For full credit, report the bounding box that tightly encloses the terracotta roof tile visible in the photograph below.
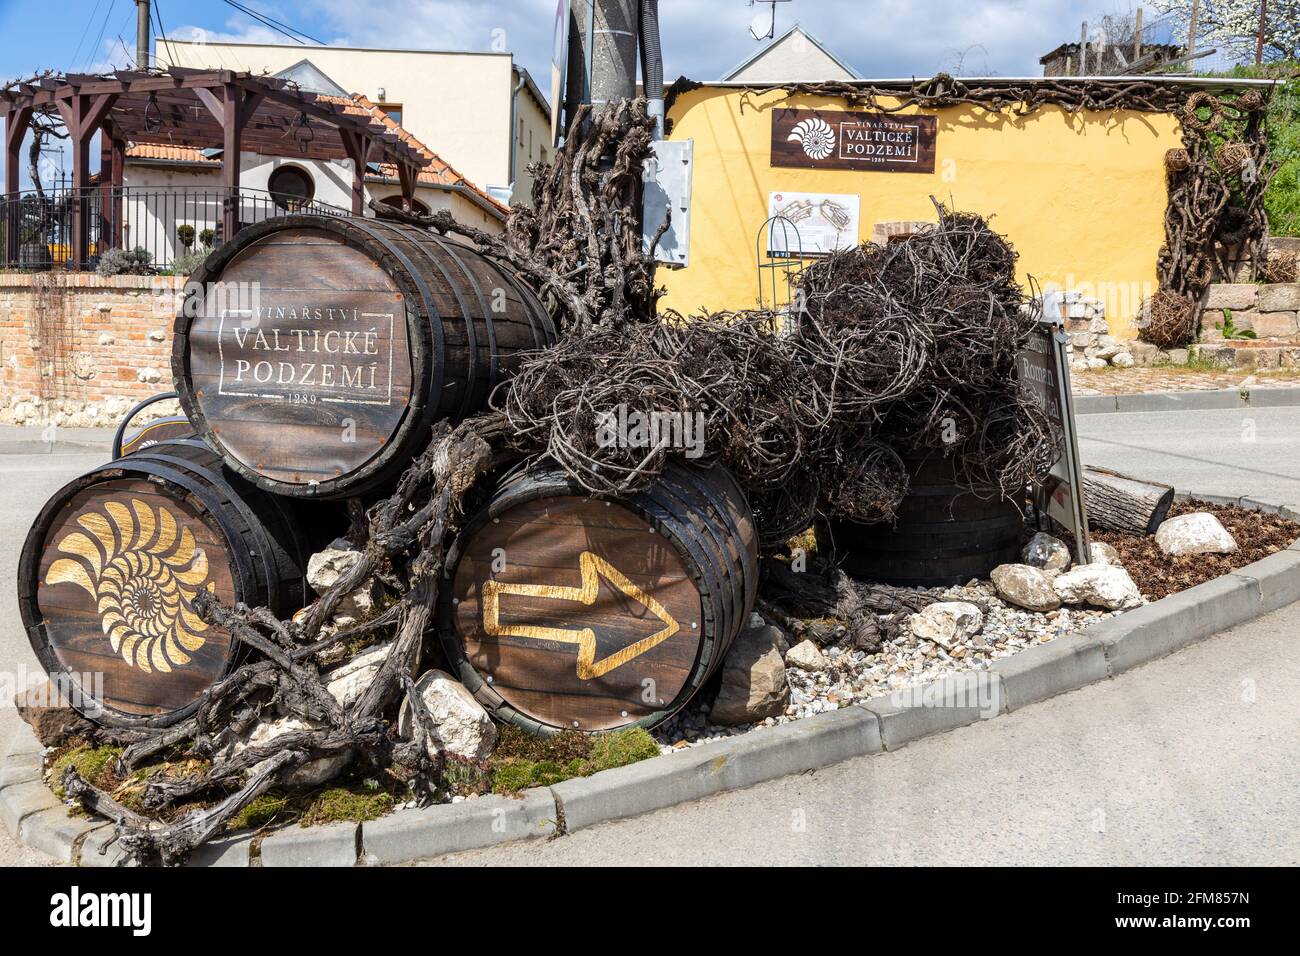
[125,143,220,165]
[124,95,507,216]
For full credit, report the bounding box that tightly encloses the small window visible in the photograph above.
[378,103,403,125]
[268,165,315,211]
[380,195,430,216]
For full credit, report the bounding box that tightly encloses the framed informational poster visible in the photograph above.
[767,191,860,256]
[1018,313,1091,565]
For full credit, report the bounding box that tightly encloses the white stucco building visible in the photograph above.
[158,38,551,208]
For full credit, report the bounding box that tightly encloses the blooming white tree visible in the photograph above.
[1153,0,1300,62]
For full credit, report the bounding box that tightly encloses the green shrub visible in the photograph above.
[95,246,152,277]
[176,224,196,249]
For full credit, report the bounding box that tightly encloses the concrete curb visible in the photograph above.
[3,503,1298,866]
[1074,387,1300,415]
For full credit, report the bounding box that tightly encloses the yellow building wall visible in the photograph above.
[661,87,1183,339]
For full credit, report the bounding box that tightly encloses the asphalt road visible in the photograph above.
[430,602,1300,866]
[0,428,110,866]
[1077,406,1300,504]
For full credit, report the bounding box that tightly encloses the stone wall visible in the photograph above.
[1202,283,1300,341]
[0,273,185,428]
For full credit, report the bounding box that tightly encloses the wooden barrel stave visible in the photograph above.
[18,441,334,726]
[439,461,757,734]
[818,452,1025,588]
[174,216,556,498]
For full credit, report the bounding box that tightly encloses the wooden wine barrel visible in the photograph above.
[818,452,1025,587]
[172,215,557,499]
[18,440,329,727]
[113,392,194,458]
[438,461,759,734]
[117,417,194,458]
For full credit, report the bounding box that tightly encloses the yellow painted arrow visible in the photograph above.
[480,551,680,680]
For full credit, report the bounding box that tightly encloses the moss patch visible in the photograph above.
[49,743,122,797]
[490,727,661,794]
[300,787,395,827]
[229,792,293,831]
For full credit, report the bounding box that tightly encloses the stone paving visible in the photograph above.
[1070,365,1300,396]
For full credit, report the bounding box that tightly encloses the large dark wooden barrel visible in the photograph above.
[818,452,1025,587]
[172,215,557,499]
[438,461,759,734]
[18,440,328,726]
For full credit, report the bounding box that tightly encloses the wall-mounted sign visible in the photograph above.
[772,109,938,174]
[767,191,860,255]
[1018,314,1091,565]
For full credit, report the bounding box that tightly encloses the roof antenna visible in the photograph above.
[748,0,793,41]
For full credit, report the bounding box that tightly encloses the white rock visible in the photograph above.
[710,625,789,725]
[1086,357,1108,370]
[136,367,162,384]
[241,716,352,788]
[398,669,497,761]
[909,601,984,648]
[1089,542,1124,566]
[1053,564,1143,610]
[307,547,377,617]
[1155,513,1239,557]
[991,564,1061,612]
[1093,336,1126,361]
[1111,352,1135,368]
[323,642,394,709]
[1022,532,1072,572]
[785,639,829,671]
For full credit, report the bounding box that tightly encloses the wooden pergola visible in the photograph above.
[2,68,428,269]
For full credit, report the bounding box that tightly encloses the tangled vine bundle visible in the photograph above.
[498,202,1058,535]
[1138,290,1197,349]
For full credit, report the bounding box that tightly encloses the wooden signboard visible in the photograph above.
[29,478,239,718]
[1018,314,1091,564]
[449,496,706,732]
[185,229,412,486]
[772,108,938,174]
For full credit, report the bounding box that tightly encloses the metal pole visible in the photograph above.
[588,0,639,107]
[1079,21,1089,75]
[1134,7,1143,60]
[135,0,151,70]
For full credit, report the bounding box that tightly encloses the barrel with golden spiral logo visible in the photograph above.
[18,440,335,727]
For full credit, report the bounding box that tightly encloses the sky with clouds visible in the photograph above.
[0,0,1146,86]
[1,0,1175,185]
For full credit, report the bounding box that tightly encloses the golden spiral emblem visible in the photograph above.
[44,498,212,674]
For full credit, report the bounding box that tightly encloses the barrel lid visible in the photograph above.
[444,493,706,733]
[178,222,414,492]
[20,467,242,725]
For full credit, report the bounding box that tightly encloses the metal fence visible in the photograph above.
[0,186,347,272]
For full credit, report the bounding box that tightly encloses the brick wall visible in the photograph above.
[0,273,185,428]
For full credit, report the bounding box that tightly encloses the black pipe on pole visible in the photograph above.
[640,0,665,137]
